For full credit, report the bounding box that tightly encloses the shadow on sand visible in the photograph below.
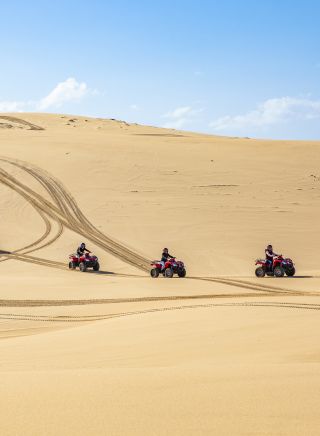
[85,270,145,278]
[284,275,314,279]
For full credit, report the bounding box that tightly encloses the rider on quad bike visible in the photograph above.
[265,244,279,272]
[160,248,174,271]
[77,242,91,258]
[150,250,186,278]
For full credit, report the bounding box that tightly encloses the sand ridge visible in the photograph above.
[0,115,44,130]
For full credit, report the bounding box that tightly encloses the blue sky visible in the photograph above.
[1,0,320,139]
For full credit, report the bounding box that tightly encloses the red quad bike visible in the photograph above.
[150,258,186,278]
[255,255,295,278]
[69,252,100,272]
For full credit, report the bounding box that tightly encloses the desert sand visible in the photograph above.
[1,113,320,435]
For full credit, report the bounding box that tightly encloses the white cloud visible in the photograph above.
[163,106,204,129]
[210,97,320,131]
[37,77,88,110]
[0,77,91,113]
[130,104,139,111]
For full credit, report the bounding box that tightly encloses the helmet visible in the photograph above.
[163,247,168,253]
[80,242,85,248]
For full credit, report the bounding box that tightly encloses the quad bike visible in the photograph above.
[255,255,295,278]
[68,252,100,272]
[150,258,186,278]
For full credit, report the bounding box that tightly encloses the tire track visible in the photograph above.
[0,165,70,266]
[188,276,320,297]
[0,163,54,257]
[0,209,52,262]
[4,253,66,270]
[0,213,63,263]
[29,163,150,269]
[0,157,150,271]
[1,158,150,260]
[1,301,320,324]
[0,116,44,130]
[0,291,297,308]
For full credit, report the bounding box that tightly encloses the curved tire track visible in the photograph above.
[0,116,44,130]
[188,276,320,297]
[0,157,150,271]
[0,291,301,308]
[1,301,320,324]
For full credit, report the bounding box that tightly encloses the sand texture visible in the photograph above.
[1,113,320,435]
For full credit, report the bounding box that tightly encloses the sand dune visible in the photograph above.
[0,115,44,130]
[1,113,320,435]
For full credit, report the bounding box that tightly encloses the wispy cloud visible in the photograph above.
[210,97,320,132]
[130,104,139,111]
[0,77,92,112]
[163,106,204,129]
[38,78,89,110]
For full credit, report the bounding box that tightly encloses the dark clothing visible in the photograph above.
[266,259,273,271]
[161,251,174,263]
[265,249,277,262]
[265,248,279,271]
[77,246,90,257]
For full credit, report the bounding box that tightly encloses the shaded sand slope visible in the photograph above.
[1,113,320,435]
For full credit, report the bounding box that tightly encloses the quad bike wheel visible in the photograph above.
[93,262,100,272]
[165,268,174,278]
[177,268,186,278]
[69,261,76,269]
[79,262,87,272]
[150,268,160,278]
[255,267,265,278]
[285,267,295,277]
[274,266,285,277]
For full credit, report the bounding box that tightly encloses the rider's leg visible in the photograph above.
[266,259,272,271]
